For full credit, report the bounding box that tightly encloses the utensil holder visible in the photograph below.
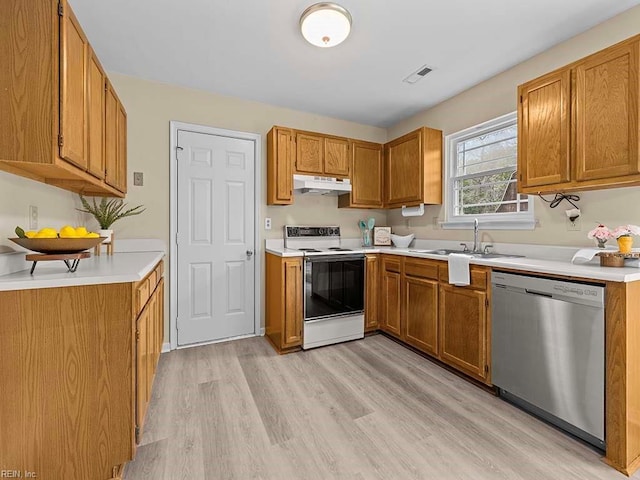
[362,229,371,247]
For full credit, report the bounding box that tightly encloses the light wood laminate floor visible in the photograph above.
[125,334,632,479]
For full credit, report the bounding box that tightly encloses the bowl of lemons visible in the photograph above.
[9,226,106,254]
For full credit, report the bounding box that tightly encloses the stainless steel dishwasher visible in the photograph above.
[491,271,605,450]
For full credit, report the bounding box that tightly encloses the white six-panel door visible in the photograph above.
[176,130,255,346]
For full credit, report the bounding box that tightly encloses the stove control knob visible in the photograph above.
[318,228,325,235]
[289,227,299,237]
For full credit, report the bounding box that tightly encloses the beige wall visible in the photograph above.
[108,72,387,247]
[0,172,82,253]
[387,4,640,247]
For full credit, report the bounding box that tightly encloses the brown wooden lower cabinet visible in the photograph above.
[0,259,164,480]
[265,253,303,353]
[365,254,379,332]
[438,284,488,382]
[375,255,491,385]
[404,275,439,356]
[135,276,164,443]
[380,256,403,338]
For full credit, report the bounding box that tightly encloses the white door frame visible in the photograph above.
[169,121,262,350]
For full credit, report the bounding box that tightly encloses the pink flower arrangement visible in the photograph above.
[611,224,640,239]
[587,224,612,241]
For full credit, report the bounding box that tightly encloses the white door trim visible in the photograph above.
[169,121,262,351]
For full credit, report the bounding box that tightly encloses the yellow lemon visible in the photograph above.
[59,226,78,238]
[25,231,37,238]
[75,226,88,237]
[85,232,100,238]
[36,228,58,238]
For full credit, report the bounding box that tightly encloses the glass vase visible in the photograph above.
[362,229,371,247]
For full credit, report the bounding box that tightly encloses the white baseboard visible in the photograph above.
[163,331,263,353]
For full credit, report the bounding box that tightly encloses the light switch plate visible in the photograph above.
[29,205,38,230]
[133,172,144,186]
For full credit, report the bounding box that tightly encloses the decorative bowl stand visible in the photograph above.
[26,252,91,274]
[94,233,115,256]
[597,251,640,267]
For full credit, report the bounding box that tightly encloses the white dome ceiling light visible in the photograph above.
[300,3,352,48]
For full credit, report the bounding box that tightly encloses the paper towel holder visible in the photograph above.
[401,204,425,217]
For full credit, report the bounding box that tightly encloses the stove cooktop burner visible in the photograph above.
[298,248,322,253]
[328,247,352,251]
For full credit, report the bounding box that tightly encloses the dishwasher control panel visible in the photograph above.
[491,271,604,307]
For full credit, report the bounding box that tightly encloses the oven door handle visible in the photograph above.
[305,311,365,324]
[304,254,365,263]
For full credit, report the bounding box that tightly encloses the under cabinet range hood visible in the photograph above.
[293,174,352,195]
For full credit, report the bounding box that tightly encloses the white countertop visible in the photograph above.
[0,251,164,291]
[265,239,640,283]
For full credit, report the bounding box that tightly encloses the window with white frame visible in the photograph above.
[444,112,534,228]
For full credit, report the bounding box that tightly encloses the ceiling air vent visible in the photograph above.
[403,64,433,84]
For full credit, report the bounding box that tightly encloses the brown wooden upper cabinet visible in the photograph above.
[0,0,126,197]
[518,35,640,194]
[267,125,443,208]
[518,69,571,188]
[324,137,350,177]
[105,81,129,193]
[384,127,443,208]
[338,140,384,208]
[294,131,350,178]
[60,4,89,170]
[268,126,352,206]
[267,127,294,205]
[87,48,106,180]
[295,132,324,174]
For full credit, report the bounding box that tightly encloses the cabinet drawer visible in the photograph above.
[404,258,440,280]
[148,270,158,292]
[439,265,488,290]
[382,256,403,273]
[155,260,164,281]
[136,278,150,314]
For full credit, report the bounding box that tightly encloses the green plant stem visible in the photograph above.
[77,195,145,229]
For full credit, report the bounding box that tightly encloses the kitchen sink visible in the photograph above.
[411,249,525,259]
[471,252,525,259]
[409,249,467,255]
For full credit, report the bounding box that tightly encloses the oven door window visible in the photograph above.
[304,256,364,320]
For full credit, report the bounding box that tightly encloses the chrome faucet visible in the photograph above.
[472,218,480,253]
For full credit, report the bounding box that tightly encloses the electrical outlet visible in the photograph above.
[265,217,272,230]
[29,205,38,230]
[432,216,440,230]
[566,216,581,231]
[133,172,144,186]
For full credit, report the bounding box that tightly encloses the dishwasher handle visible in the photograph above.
[524,289,553,298]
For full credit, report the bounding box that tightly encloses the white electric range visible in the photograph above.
[284,226,365,349]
